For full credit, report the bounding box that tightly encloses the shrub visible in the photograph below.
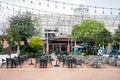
[28,36,43,57]
[29,36,43,50]
[70,52,74,55]
[28,52,34,58]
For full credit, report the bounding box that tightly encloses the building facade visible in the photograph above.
[39,7,120,54]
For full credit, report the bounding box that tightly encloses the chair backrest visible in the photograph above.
[2,58,6,62]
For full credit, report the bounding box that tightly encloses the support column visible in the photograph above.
[52,44,54,51]
[59,43,61,52]
[75,41,76,46]
[67,38,70,53]
[107,43,112,54]
[119,43,120,52]
[71,38,72,52]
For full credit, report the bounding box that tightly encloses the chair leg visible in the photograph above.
[1,64,3,68]
[35,63,37,68]
[1,63,5,68]
[50,61,53,67]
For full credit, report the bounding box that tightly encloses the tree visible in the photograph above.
[72,19,105,44]
[6,28,16,44]
[72,19,106,54]
[0,35,7,53]
[114,30,120,42]
[97,28,112,46]
[113,24,120,43]
[113,24,120,50]
[9,12,42,45]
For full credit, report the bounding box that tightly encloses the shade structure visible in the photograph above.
[73,45,83,48]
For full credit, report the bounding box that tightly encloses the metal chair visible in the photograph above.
[1,58,6,68]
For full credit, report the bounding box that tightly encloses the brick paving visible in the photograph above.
[0,58,120,80]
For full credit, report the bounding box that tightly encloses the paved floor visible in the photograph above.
[0,58,120,80]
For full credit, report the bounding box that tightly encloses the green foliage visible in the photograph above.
[33,17,42,37]
[35,50,43,57]
[70,52,74,55]
[113,30,120,43]
[29,36,43,50]
[97,28,112,45]
[28,52,34,58]
[28,50,43,58]
[8,12,42,45]
[19,45,30,55]
[72,19,109,55]
[10,12,34,40]
[79,52,87,56]
[72,19,105,42]
[0,45,2,52]
[28,36,43,57]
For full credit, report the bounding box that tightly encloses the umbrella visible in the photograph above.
[73,45,83,48]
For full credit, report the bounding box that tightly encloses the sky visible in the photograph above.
[0,0,120,15]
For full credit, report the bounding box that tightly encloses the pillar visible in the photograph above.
[59,43,61,52]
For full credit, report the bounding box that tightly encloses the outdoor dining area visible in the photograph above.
[0,53,120,80]
[55,54,120,68]
[32,54,120,68]
[0,54,29,68]
[0,53,120,69]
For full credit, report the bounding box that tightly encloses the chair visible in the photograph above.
[34,58,39,68]
[67,56,76,68]
[13,56,22,68]
[1,58,6,68]
[47,55,53,67]
[39,56,48,68]
[76,59,82,68]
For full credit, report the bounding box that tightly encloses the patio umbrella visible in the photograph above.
[73,45,83,55]
[73,45,83,48]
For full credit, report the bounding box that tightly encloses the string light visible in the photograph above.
[119,19,120,25]
[12,6,15,16]
[26,7,28,12]
[39,2,41,5]
[63,3,65,9]
[47,0,49,7]
[6,3,8,9]
[0,0,119,29]
[1,0,120,16]
[71,4,73,10]
[0,1,1,8]
[103,8,104,14]
[51,12,53,17]
[38,10,40,15]
[118,9,120,15]
[19,6,21,12]
[23,0,25,2]
[111,8,112,15]
[31,1,33,4]
[32,8,34,14]
[87,6,89,12]
[55,1,57,8]
[95,7,96,13]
